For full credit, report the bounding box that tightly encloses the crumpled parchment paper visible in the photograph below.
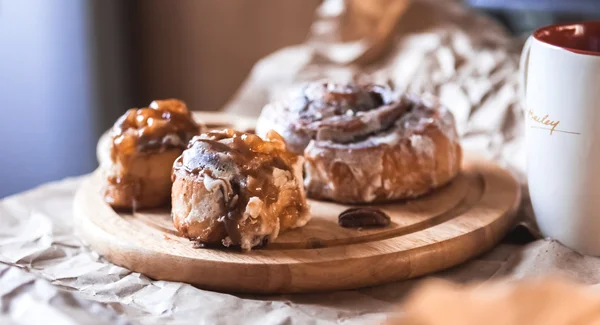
[0,180,593,324]
[2,0,598,324]
[224,0,526,182]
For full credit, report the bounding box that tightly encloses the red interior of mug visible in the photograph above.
[534,21,600,56]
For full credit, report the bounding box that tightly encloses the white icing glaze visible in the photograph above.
[202,173,231,194]
[243,197,263,222]
[162,133,185,148]
[257,84,458,152]
[257,81,461,203]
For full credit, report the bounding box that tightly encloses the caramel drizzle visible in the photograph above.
[173,129,302,246]
[108,99,200,208]
[111,99,200,161]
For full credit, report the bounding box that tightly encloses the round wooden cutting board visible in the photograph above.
[75,112,521,294]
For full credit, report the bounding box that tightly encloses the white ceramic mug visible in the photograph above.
[520,22,600,255]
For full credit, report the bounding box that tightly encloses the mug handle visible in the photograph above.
[519,36,533,114]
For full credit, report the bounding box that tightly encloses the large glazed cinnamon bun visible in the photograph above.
[171,129,310,250]
[100,99,202,208]
[256,81,462,203]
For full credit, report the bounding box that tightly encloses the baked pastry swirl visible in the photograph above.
[171,129,310,250]
[100,99,202,208]
[256,81,462,203]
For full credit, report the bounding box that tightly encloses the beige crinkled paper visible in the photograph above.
[0,180,595,324]
[1,0,598,324]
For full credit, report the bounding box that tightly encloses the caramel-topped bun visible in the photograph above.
[100,99,202,208]
[256,81,462,203]
[171,129,310,251]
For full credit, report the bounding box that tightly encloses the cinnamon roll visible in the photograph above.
[171,129,310,250]
[256,81,462,203]
[100,99,202,208]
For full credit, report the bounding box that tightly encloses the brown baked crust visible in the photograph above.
[171,129,310,250]
[256,81,462,203]
[171,172,228,243]
[103,149,182,208]
[101,99,202,208]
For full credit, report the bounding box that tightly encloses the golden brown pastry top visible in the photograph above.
[173,129,306,245]
[110,99,201,160]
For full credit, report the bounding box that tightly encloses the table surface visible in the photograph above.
[4,1,600,322]
[1,176,596,325]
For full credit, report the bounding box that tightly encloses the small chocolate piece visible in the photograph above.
[338,208,391,228]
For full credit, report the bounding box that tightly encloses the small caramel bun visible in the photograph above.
[171,129,310,251]
[256,81,462,203]
[101,99,202,208]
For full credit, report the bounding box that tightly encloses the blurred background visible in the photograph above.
[1,0,600,197]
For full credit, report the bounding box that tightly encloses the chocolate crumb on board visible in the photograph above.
[338,208,391,228]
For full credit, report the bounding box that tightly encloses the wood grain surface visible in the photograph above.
[76,112,521,294]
